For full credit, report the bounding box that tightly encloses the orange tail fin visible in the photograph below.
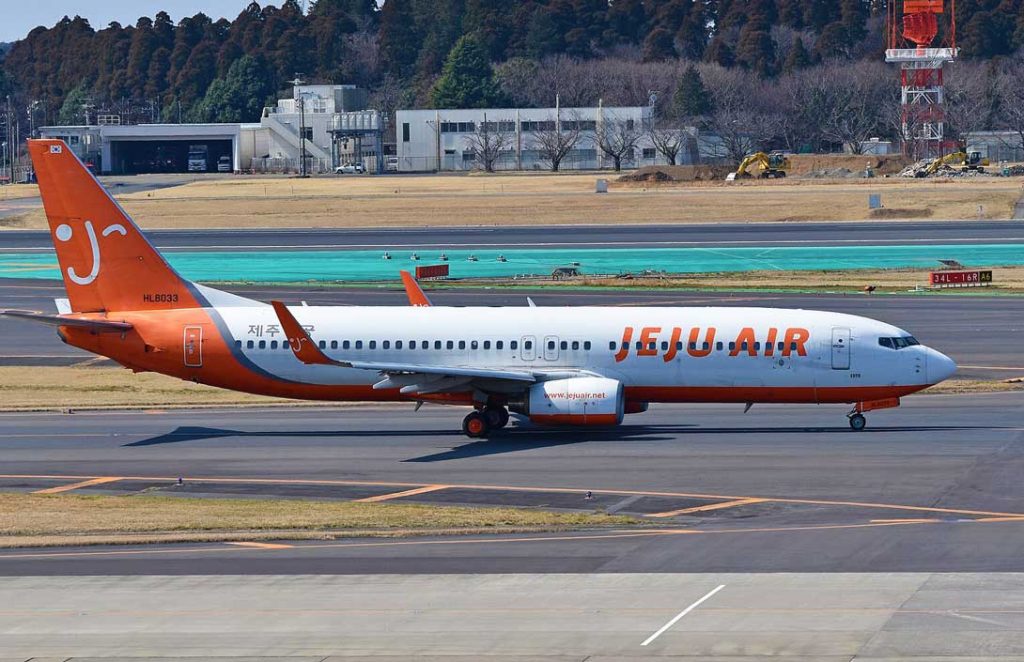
[28,139,202,313]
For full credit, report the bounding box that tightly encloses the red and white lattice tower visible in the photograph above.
[886,0,959,159]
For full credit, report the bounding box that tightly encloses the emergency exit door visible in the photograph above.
[184,326,203,367]
[831,327,850,370]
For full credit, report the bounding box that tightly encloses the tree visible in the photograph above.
[995,57,1024,158]
[641,27,676,62]
[430,35,502,108]
[596,112,643,171]
[192,55,276,123]
[673,65,712,119]
[531,112,584,171]
[57,84,91,125]
[464,113,514,171]
[735,24,776,77]
[647,120,690,165]
[379,0,419,76]
[783,36,811,72]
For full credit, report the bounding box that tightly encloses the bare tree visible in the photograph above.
[702,66,782,163]
[995,58,1024,159]
[647,119,689,165]
[463,113,514,172]
[819,62,887,154]
[530,112,584,172]
[944,62,998,150]
[595,112,643,170]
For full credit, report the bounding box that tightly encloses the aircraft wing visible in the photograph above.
[0,309,133,331]
[270,300,570,389]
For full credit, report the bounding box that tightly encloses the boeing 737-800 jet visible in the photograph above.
[1,140,956,437]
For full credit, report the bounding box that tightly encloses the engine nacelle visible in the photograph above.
[523,377,624,426]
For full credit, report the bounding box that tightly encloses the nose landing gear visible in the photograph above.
[847,412,867,431]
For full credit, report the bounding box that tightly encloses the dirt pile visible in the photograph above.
[617,165,732,183]
[790,154,910,178]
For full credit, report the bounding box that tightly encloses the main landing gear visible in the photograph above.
[462,406,510,438]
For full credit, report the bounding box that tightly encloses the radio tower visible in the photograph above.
[886,0,958,159]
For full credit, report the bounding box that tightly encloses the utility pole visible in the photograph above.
[291,75,309,177]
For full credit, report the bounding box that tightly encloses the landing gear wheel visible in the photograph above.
[483,406,509,429]
[848,413,867,431]
[462,411,490,438]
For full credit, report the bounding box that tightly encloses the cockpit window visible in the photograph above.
[879,336,919,350]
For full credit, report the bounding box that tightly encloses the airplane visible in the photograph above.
[1,139,956,437]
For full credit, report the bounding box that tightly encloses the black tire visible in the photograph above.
[483,407,508,429]
[462,411,489,438]
[849,413,867,431]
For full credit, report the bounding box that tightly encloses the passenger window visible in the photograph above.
[790,342,797,350]
[447,341,454,349]
[584,341,591,350]
[260,340,268,349]
[571,341,579,350]
[778,341,785,351]
[648,342,656,350]
[728,342,735,351]
[270,340,278,349]
[524,340,533,350]
[234,340,242,348]
[396,340,403,349]
[754,342,761,351]
[703,342,710,350]
[497,341,504,350]
[660,341,668,351]
[717,342,724,351]
[343,340,350,349]
[677,341,684,350]
[246,340,254,349]
[559,341,567,350]
[330,340,338,349]
[459,341,466,350]
[369,341,377,349]
[688,342,696,350]
[635,341,642,350]
[484,340,491,350]
[609,341,616,350]
[471,340,479,350]
[382,340,390,349]
[355,340,363,349]
[435,340,442,349]
[549,340,556,350]
[741,341,748,351]
[510,340,518,350]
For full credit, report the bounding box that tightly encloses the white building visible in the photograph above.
[396,105,704,172]
[40,84,383,175]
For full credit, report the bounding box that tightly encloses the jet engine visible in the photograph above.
[515,377,624,426]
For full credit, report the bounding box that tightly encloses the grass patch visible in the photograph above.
[0,493,636,548]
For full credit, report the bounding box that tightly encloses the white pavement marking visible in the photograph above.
[640,583,725,647]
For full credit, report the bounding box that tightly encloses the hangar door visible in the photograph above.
[109,139,233,174]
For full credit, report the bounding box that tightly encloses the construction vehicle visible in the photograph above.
[917,151,989,177]
[726,151,791,181]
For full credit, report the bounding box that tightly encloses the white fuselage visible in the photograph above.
[215,304,954,400]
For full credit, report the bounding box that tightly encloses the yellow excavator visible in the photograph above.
[917,151,989,177]
[726,151,791,181]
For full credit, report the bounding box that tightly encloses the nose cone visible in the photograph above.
[927,348,957,384]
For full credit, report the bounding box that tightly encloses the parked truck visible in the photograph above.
[187,144,209,172]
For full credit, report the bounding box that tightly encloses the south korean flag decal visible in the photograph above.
[49,144,62,154]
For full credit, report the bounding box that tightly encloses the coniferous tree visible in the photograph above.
[783,36,812,72]
[430,35,501,108]
[673,64,712,118]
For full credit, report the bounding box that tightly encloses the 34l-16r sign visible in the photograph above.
[929,270,993,287]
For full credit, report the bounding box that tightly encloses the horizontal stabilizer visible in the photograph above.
[0,309,132,331]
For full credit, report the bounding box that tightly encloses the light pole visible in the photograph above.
[290,75,309,177]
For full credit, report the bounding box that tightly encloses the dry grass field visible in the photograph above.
[0,493,634,548]
[0,183,40,200]
[3,171,1020,229]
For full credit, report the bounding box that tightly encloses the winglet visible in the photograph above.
[270,300,337,366]
[400,270,432,307]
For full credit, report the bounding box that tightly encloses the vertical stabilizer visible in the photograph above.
[28,139,202,313]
